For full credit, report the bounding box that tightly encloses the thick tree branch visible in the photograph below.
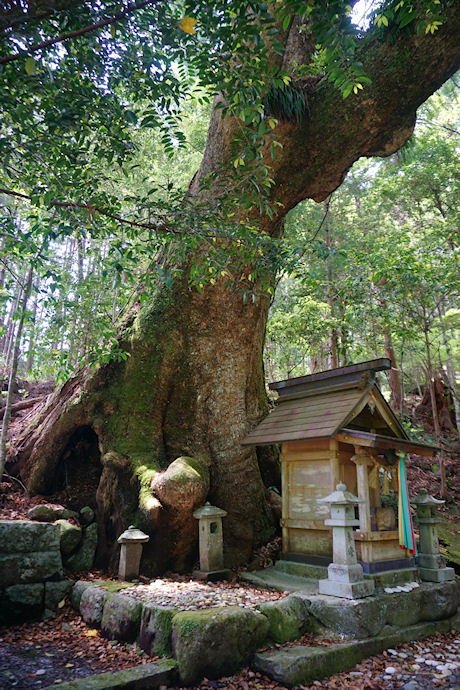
[0,396,47,420]
[268,0,460,213]
[0,0,158,66]
[0,186,175,233]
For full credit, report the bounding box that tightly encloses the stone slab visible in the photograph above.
[172,605,269,684]
[101,593,143,642]
[252,613,460,688]
[0,583,44,624]
[0,553,22,586]
[42,658,178,689]
[45,580,74,608]
[275,559,329,580]
[318,578,375,599]
[80,585,111,627]
[366,567,419,592]
[21,551,63,583]
[140,604,176,657]
[419,566,455,582]
[0,520,60,553]
[309,594,386,638]
[193,569,232,582]
[239,567,319,594]
[257,594,313,643]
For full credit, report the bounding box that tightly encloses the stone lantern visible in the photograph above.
[411,489,455,583]
[117,525,150,581]
[317,483,374,599]
[193,503,231,581]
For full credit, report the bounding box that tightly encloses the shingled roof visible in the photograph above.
[242,359,415,448]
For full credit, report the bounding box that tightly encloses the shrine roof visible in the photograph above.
[241,359,434,454]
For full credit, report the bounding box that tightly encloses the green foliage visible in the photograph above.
[265,75,460,395]
[264,83,310,122]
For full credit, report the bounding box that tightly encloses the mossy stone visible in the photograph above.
[0,520,60,553]
[1,583,44,624]
[71,580,94,610]
[55,519,82,556]
[151,456,210,512]
[64,522,98,573]
[79,506,95,526]
[140,604,176,657]
[171,605,269,684]
[80,585,111,627]
[382,588,423,627]
[420,580,460,621]
[46,658,178,689]
[309,596,385,639]
[257,594,313,643]
[100,592,143,642]
[45,580,74,608]
[91,579,135,594]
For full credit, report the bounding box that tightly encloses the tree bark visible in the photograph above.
[13,4,460,572]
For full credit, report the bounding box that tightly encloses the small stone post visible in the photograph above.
[117,525,150,581]
[317,483,374,599]
[193,502,232,581]
[411,489,455,583]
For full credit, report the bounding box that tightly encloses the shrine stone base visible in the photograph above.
[318,578,375,599]
[419,566,456,582]
[417,554,455,583]
[193,569,232,582]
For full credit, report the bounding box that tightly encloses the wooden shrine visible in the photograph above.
[242,359,437,576]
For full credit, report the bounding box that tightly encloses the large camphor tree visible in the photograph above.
[2,0,460,572]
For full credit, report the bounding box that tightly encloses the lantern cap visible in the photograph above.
[193,502,227,519]
[117,525,150,544]
[317,483,365,506]
[410,488,445,506]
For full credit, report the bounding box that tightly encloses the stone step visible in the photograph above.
[366,567,420,591]
[44,658,177,689]
[252,614,460,688]
[275,559,329,581]
[239,566,319,594]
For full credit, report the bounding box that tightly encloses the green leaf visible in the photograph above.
[25,57,35,75]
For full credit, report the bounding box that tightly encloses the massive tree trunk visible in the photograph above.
[13,4,460,573]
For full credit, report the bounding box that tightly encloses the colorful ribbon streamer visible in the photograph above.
[397,450,417,555]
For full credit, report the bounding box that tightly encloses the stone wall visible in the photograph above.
[0,520,73,624]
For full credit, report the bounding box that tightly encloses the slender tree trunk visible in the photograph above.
[0,267,33,479]
[324,207,339,369]
[26,284,39,372]
[383,327,402,412]
[423,317,446,498]
[0,246,5,352]
[377,278,402,411]
[437,303,460,439]
[339,302,348,367]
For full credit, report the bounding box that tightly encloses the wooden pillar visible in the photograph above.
[281,453,290,552]
[351,446,373,533]
[329,439,341,492]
